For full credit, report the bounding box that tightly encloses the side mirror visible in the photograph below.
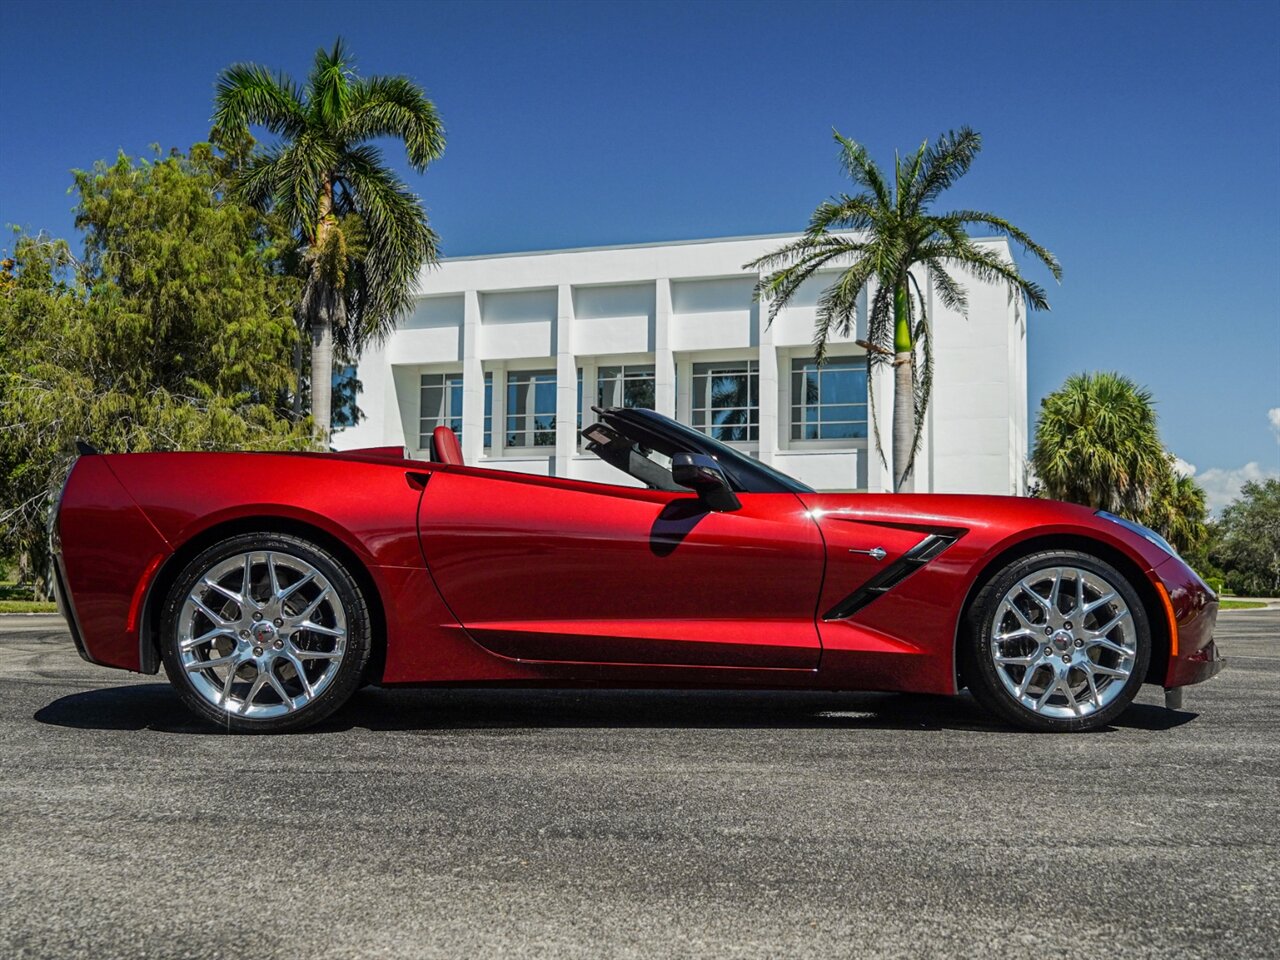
[672,453,741,512]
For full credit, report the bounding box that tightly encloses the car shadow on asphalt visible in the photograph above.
[33,683,1199,735]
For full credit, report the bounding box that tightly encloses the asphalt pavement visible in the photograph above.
[1,611,1277,959]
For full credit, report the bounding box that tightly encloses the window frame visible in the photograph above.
[781,348,870,451]
[500,365,559,453]
[417,367,492,454]
[576,354,658,450]
[685,354,761,448]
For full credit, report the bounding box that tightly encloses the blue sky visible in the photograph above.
[3,0,1277,508]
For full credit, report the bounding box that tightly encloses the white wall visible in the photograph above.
[335,233,1026,495]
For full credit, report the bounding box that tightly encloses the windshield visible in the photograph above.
[649,415,814,493]
[584,407,814,495]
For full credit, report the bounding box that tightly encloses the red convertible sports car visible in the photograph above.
[52,407,1221,733]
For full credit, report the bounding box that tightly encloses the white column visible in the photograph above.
[355,339,388,444]
[755,282,778,466]
[554,283,576,477]
[460,289,484,464]
[675,360,690,424]
[654,278,676,418]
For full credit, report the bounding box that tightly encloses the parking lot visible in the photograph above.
[1,610,1277,959]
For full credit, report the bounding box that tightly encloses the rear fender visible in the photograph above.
[56,457,172,671]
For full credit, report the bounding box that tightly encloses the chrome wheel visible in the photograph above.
[989,566,1137,720]
[177,550,347,719]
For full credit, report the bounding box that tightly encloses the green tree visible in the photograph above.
[1142,457,1208,560]
[0,146,311,598]
[213,38,445,443]
[1211,479,1280,596]
[1033,372,1169,515]
[1032,371,1212,562]
[747,128,1059,490]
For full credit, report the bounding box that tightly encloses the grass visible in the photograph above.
[1219,599,1267,611]
[0,581,58,614]
[0,600,58,614]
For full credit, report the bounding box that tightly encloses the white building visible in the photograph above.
[335,233,1027,494]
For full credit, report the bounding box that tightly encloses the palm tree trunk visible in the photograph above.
[891,283,914,492]
[292,332,304,418]
[310,287,334,446]
[308,176,336,445]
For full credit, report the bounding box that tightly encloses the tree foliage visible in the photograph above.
[1032,371,1209,559]
[0,145,313,597]
[212,38,445,440]
[1144,458,1209,562]
[747,128,1059,489]
[1210,479,1280,597]
[1033,372,1168,515]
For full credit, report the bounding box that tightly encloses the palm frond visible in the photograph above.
[924,259,968,314]
[905,272,934,477]
[341,76,446,170]
[213,64,307,139]
[755,253,841,327]
[233,145,287,210]
[340,145,438,343]
[810,255,877,361]
[897,139,928,213]
[940,209,1062,281]
[307,38,355,127]
[745,233,860,275]
[862,280,896,470]
[927,243,1051,311]
[805,194,880,236]
[278,136,336,239]
[833,131,892,209]
[863,276,897,360]
[911,127,982,208]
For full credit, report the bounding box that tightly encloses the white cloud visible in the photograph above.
[1191,461,1280,515]
[1172,457,1196,478]
[1270,407,1280,443]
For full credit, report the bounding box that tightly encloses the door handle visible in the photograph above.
[848,546,887,560]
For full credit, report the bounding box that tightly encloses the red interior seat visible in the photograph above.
[431,426,464,466]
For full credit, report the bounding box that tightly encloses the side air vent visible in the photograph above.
[822,533,958,621]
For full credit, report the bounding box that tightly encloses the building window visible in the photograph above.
[419,371,491,450]
[419,371,462,449]
[597,364,655,411]
[790,357,868,441]
[505,369,557,448]
[482,373,493,448]
[692,359,758,443]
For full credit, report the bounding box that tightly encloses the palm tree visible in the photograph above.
[748,128,1059,491]
[1032,372,1169,515]
[213,39,445,442]
[1143,459,1208,558]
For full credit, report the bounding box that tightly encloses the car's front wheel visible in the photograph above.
[962,550,1152,732]
[159,532,371,733]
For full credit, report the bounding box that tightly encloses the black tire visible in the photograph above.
[160,532,371,733]
[961,549,1151,732]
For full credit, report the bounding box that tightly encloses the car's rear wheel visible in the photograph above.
[159,533,370,733]
[962,550,1151,732]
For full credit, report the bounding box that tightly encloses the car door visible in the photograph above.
[417,469,825,669]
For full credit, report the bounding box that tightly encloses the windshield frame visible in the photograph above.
[588,407,815,494]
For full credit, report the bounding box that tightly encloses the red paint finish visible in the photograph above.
[55,450,1220,704]
[55,457,172,671]
[104,451,427,569]
[1153,554,1223,688]
[418,470,825,668]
